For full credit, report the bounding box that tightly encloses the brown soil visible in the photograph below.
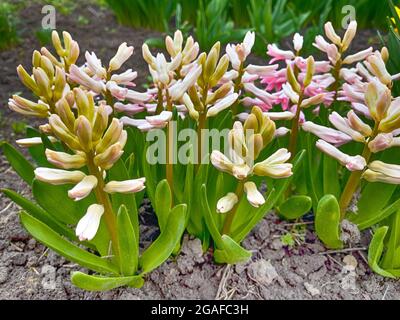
[0,1,399,300]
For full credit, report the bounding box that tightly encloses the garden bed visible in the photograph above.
[1,2,399,300]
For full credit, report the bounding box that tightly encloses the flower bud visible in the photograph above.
[204,45,219,81]
[206,93,238,117]
[253,148,292,178]
[32,50,41,68]
[49,114,81,150]
[216,192,238,213]
[92,104,109,142]
[316,139,366,171]
[40,55,55,80]
[16,136,56,147]
[103,177,146,194]
[379,99,400,133]
[209,54,229,87]
[206,82,232,105]
[33,68,52,100]
[347,110,372,137]
[368,133,394,153]
[365,79,392,122]
[17,65,39,96]
[362,161,400,184]
[367,53,392,86]
[182,93,199,121]
[75,116,93,152]
[75,204,104,241]
[54,66,67,102]
[52,31,64,57]
[55,98,75,131]
[324,22,341,46]
[142,43,156,68]
[34,167,86,185]
[329,112,365,142]
[9,95,49,117]
[303,56,315,87]
[74,88,95,121]
[96,118,123,154]
[68,175,98,201]
[286,65,301,93]
[45,149,87,169]
[341,20,357,52]
[109,42,134,72]
[381,47,389,63]
[244,181,265,208]
[94,143,123,170]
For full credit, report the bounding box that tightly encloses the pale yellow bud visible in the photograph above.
[45,149,87,169]
[95,118,123,154]
[286,65,301,93]
[94,143,123,170]
[75,116,93,152]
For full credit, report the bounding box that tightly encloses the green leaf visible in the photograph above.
[1,142,35,184]
[214,235,252,264]
[368,226,396,278]
[200,184,224,249]
[20,211,118,274]
[26,127,50,167]
[315,194,343,249]
[357,197,400,230]
[323,154,341,199]
[107,159,139,242]
[350,182,397,226]
[1,188,77,241]
[71,271,144,291]
[231,188,276,242]
[117,205,138,276]
[32,179,88,225]
[154,179,171,231]
[140,204,186,273]
[278,195,312,220]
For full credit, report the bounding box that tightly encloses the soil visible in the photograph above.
[1,1,399,300]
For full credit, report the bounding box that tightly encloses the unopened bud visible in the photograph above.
[75,116,93,152]
[94,143,123,170]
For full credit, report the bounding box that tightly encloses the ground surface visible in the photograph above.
[1,2,399,300]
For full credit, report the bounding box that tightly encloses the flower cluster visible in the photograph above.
[211,106,292,211]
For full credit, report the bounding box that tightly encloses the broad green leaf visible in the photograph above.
[1,142,35,184]
[140,204,186,273]
[31,180,109,256]
[368,226,396,278]
[200,184,224,249]
[20,211,118,274]
[71,271,144,291]
[323,154,341,199]
[357,197,400,230]
[214,235,252,264]
[32,179,89,224]
[26,127,50,167]
[315,194,343,249]
[279,195,312,220]
[2,188,77,241]
[117,205,138,276]
[107,159,139,243]
[154,179,171,231]
[232,188,276,242]
[350,182,397,225]
[382,210,400,270]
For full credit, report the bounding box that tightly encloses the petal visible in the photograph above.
[68,175,98,201]
[103,177,146,194]
[76,204,104,241]
[244,181,265,208]
[34,168,86,185]
[216,192,238,213]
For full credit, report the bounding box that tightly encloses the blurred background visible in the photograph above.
[1,0,400,138]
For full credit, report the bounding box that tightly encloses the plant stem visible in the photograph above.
[338,124,379,219]
[231,63,244,116]
[87,154,119,258]
[165,89,174,205]
[222,180,245,235]
[288,89,304,158]
[196,84,209,170]
[156,87,163,115]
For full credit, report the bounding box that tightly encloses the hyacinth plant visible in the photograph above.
[2,19,400,291]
